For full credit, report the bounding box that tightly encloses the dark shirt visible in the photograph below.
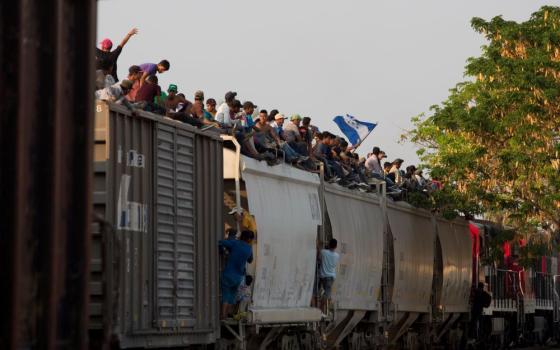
[299,126,312,144]
[314,143,331,160]
[95,46,122,81]
[219,239,253,278]
[472,288,491,316]
[135,83,161,103]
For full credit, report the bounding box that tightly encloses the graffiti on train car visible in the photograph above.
[116,174,148,233]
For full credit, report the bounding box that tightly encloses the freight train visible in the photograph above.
[89,102,560,349]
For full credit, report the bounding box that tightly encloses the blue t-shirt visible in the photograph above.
[203,109,215,121]
[314,143,331,159]
[272,124,283,138]
[219,239,253,278]
[319,249,340,278]
[245,115,255,128]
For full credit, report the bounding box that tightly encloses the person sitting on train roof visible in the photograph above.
[283,114,309,156]
[365,147,384,178]
[299,116,314,156]
[229,103,259,156]
[95,80,134,110]
[387,158,404,185]
[219,230,254,319]
[237,101,257,130]
[215,91,237,127]
[191,90,205,119]
[270,113,287,138]
[320,133,345,181]
[313,132,335,180]
[134,75,165,115]
[138,60,170,87]
[191,90,219,129]
[125,65,143,102]
[252,112,298,164]
[267,109,279,122]
[317,238,340,313]
[205,98,217,119]
[164,89,204,128]
[95,27,138,81]
[163,84,187,114]
[414,169,427,187]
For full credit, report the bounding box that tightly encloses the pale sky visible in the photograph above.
[97,0,555,165]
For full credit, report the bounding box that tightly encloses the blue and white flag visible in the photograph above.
[333,114,377,146]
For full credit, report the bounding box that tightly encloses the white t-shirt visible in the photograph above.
[215,102,231,126]
[365,155,383,175]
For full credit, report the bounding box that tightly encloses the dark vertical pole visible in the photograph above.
[0,1,96,349]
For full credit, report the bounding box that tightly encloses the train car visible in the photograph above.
[471,221,560,348]
[220,139,323,349]
[337,202,472,350]
[89,102,223,348]
[221,138,473,350]
[89,105,480,349]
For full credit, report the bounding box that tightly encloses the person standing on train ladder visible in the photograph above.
[219,230,254,319]
[319,238,340,313]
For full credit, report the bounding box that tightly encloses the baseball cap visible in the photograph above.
[100,38,113,50]
[167,84,178,92]
[275,114,287,120]
[194,90,204,100]
[225,91,237,101]
[120,80,133,90]
[290,114,302,121]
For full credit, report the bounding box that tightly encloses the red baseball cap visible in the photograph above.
[99,38,112,50]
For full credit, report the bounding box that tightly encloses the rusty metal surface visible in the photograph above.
[90,102,222,348]
[194,129,222,340]
[0,1,96,349]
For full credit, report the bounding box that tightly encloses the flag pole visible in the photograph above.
[352,127,374,152]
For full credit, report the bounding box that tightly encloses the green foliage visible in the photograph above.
[405,6,560,235]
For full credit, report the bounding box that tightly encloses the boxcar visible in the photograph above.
[89,101,223,348]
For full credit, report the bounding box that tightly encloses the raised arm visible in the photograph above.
[119,28,138,48]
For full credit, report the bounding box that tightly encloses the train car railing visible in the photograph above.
[553,275,560,323]
[488,268,520,310]
[534,272,554,309]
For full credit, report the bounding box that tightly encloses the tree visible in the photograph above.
[406,6,560,238]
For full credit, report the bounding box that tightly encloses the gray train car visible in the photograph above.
[90,102,223,348]
[222,142,473,350]
[327,194,471,349]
